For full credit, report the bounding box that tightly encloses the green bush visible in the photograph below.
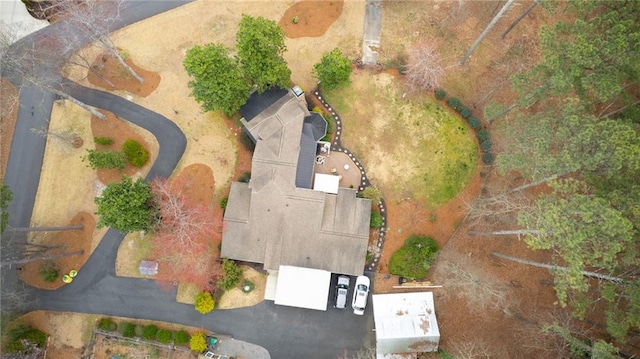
[481,140,492,152]
[175,330,190,345]
[94,136,114,146]
[194,291,215,314]
[370,211,383,228]
[120,322,136,338]
[135,325,144,337]
[122,139,149,168]
[142,325,158,340]
[476,129,490,142]
[388,235,439,279]
[241,280,255,293]
[446,97,462,111]
[468,117,481,129]
[157,329,172,344]
[220,197,228,209]
[98,318,117,331]
[190,332,207,353]
[358,186,381,204]
[313,48,353,90]
[321,116,335,142]
[311,106,324,114]
[482,152,494,165]
[5,326,48,353]
[218,258,242,291]
[435,89,446,100]
[238,171,251,183]
[38,261,59,282]
[460,106,472,119]
[84,149,126,170]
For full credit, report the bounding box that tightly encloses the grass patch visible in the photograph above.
[323,72,478,208]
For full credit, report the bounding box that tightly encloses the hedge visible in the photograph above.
[468,117,481,129]
[482,152,494,165]
[120,322,136,338]
[142,325,158,340]
[218,259,242,291]
[98,318,117,331]
[157,329,172,344]
[84,149,126,170]
[476,129,490,142]
[175,330,190,345]
[38,261,59,282]
[122,139,149,168]
[190,332,207,353]
[435,89,446,100]
[370,211,383,228]
[481,140,492,152]
[446,97,462,112]
[94,136,114,146]
[460,106,472,119]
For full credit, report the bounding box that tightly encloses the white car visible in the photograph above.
[334,275,350,309]
[352,276,370,315]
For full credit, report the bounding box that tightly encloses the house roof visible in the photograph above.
[372,292,440,355]
[223,88,370,276]
[273,265,332,311]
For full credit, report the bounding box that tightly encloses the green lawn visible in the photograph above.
[323,71,478,208]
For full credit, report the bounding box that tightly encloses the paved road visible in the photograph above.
[3,1,376,358]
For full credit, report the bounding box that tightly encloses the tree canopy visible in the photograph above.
[94,176,156,232]
[312,48,352,90]
[236,14,291,92]
[183,44,251,116]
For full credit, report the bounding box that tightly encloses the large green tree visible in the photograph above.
[513,1,640,112]
[236,14,291,92]
[95,176,156,232]
[183,44,251,116]
[313,48,352,90]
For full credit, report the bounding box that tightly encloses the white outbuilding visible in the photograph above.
[372,292,440,358]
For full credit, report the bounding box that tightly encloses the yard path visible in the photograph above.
[2,2,375,358]
[362,0,382,65]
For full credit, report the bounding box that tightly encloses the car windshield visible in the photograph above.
[357,284,367,291]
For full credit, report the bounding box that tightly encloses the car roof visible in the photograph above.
[355,275,370,288]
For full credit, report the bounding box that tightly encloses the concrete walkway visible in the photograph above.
[362,0,382,65]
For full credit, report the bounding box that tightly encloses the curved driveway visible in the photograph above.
[3,2,375,358]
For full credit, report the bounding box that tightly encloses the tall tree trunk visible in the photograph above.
[598,99,640,119]
[100,38,144,83]
[460,0,515,65]
[1,250,84,267]
[6,225,84,232]
[469,229,542,236]
[491,251,624,283]
[51,87,106,119]
[501,0,539,39]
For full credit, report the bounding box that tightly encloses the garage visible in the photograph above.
[265,265,332,311]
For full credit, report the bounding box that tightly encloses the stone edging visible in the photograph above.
[313,89,387,272]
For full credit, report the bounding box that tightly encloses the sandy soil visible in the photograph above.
[217,265,267,309]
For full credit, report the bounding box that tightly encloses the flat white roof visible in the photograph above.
[0,0,48,43]
[372,292,440,339]
[274,265,331,311]
[313,173,340,194]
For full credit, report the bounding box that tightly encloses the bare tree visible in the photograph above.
[0,25,106,119]
[460,0,515,65]
[58,0,144,83]
[501,0,540,39]
[405,43,444,92]
[30,126,82,154]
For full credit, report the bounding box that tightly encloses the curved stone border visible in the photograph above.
[314,89,387,272]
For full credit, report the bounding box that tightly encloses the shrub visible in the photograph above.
[460,106,472,119]
[358,186,381,204]
[142,325,158,340]
[194,291,215,314]
[468,117,481,129]
[313,48,353,90]
[321,116,335,142]
[84,149,126,169]
[311,106,323,114]
[292,16,299,24]
[481,140,492,152]
[388,235,439,279]
[190,332,207,353]
[220,197,228,209]
[38,261,59,282]
[370,211,383,228]
[482,152,494,165]
[476,129,490,142]
[98,318,117,331]
[157,329,172,344]
[94,136,113,146]
[175,330,190,345]
[435,89,446,100]
[446,97,462,111]
[218,258,243,291]
[120,322,136,338]
[5,326,48,353]
[122,139,149,167]
[135,325,144,337]
[238,171,251,183]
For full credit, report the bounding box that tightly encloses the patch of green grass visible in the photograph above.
[323,72,478,208]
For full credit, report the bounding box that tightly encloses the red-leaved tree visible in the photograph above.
[150,177,221,291]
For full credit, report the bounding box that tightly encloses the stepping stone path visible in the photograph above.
[314,90,388,272]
